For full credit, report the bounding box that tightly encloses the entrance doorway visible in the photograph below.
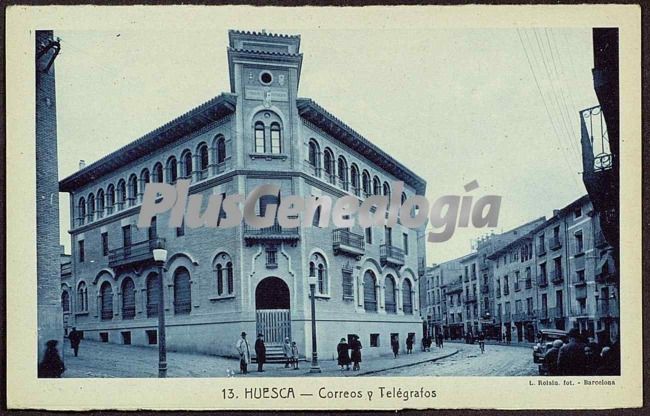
[255,277,291,345]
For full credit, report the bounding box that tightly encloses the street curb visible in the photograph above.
[353,349,460,376]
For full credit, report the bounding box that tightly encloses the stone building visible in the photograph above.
[59,30,427,359]
[421,195,619,345]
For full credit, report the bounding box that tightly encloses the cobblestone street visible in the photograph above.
[374,341,538,376]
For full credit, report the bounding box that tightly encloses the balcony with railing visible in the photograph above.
[446,281,463,294]
[332,228,365,257]
[503,286,510,296]
[537,274,548,287]
[551,269,563,284]
[537,242,547,256]
[549,236,562,251]
[548,307,564,319]
[108,238,166,269]
[572,273,587,286]
[464,294,477,303]
[525,278,532,290]
[380,244,405,267]
[538,308,548,320]
[514,282,520,292]
[243,222,300,246]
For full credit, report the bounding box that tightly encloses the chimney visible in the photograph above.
[553,209,560,217]
[79,160,86,170]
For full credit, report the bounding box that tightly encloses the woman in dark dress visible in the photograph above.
[337,338,351,370]
[350,335,362,371]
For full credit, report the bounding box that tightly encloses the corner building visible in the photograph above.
[59,31,427,359]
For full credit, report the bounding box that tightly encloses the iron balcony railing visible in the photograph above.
[332,228,365,256]
[503,286,510,296]
[580,105,613,174]
[380,244,405,266]
[514,282,520,292]
[108,238,166,269]
[595,231,608,248]
[464,294,477,303]
[525,278,532,289]
[538,308,548,319]
[537,243,547,256]
[548,307,564,319]
[572,273,587,286]
[446,281,464,294]
[243,222,300,243]
[596,270,617,284]
[537,274,548,287]
[551,269,563,284]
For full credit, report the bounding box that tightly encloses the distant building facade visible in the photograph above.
[59,30,427,358]
[422,195,618,345]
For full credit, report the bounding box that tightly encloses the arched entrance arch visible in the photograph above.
[255,277,291,344]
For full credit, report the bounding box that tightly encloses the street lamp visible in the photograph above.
[152,242,168,378]
[308,275,321,373]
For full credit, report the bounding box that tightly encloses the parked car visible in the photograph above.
[533,329,568,366]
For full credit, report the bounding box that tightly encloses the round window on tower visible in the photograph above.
[259,71,273,85]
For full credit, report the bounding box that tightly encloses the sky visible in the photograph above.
[53,24,597,265]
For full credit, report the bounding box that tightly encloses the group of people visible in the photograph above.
[336,335,363,371]
[421,333,445,351]
[236,332,300,374]
[543,328,620,376]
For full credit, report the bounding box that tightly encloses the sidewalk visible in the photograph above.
[445,339,535,349]
[62,338,458,378]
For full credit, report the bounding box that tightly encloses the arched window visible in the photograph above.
[216,136,227,164]
[254,121,265,153]
[87,194,95,222]
[270,122,282,154]
[106,184,115,214]
[166,156,178,184]
[402,279,413,314]
[146,272,159,318]
[141,168,150,187]
[121,277,136,320]
[213,253,234,296]
[77,282,88,311]
[173,267,191,315]
[116,179,127,209]
[373,176,381,195]
[127,174,138,206]
[308,139,320,176]
[198,143,209,178]
[77,197,86,226]
[337,156,349,190]
[350,164,360,196]
[61,291,70,312]
[323,148,335,184]
[363,271,378,312]
[383,182,391,200]
[181,150,193,179]
[100,281,113,320]
[385,275,396,314]
[152,163,164,183]
[362,170,371,197]
[96,189,105,219]
[308,253,328,295]
[401,192,407,205]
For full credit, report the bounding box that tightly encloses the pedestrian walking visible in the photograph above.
[350,335,362,371]
[437,333,444,348]
[543,339,563,376]
[406,335,414,354]
[68,327,82,357]
[557,328,587,376]
[426,335,432,351]
[254,333,266,373]
[236,331,251,374]
[337,338,351,370]
[391,336,399,358]
[38,340,65,378]
[282,337,292,368]
[478,331,486,353]
[584,346,598,375]
[291,341,300,369]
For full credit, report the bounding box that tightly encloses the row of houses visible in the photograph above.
[421,195,619,345]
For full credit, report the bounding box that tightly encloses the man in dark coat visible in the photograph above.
[391,336,399,358]
[337,338,351,370]
[350,335,362,371]
[406,335,414,354]
[254,333,266,372]
[38,340,65,378]
[68,327,82,357]
[557,328,587,376]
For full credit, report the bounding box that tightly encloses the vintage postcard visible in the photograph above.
[5,4,643,410]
